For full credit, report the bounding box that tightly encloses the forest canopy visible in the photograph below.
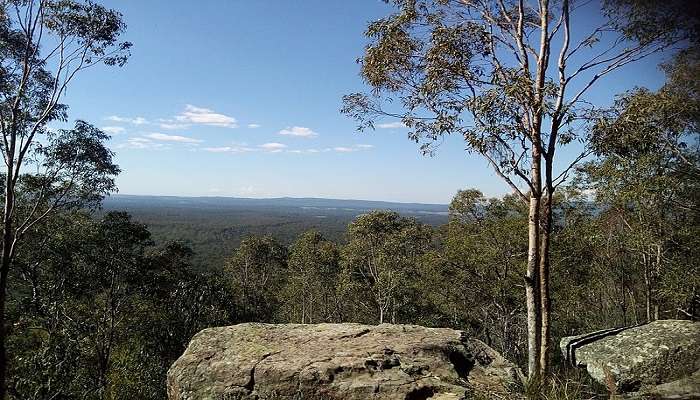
[0,0,698,398]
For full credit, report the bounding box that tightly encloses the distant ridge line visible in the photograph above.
[105,194,448,209]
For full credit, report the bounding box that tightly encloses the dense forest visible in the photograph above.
[10,134,699,398]
[0,0,698,399]
[98,195,449,269]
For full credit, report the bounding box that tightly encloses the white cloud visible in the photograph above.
[107,106,243,130]
[175,104,238,128]
[329,144,375,153]
[203,146,234,153]
[101,126,125,135]
[288,149,321,154]
[200,142,369,156]
[117,137,165,150]
[157,119,190,130]
[259,142,287,152]
[106,115,148,125]
[247,123,261,129]
[145,133,202,144]
[278,126,318,138]
[377,121,406,129]
[203,145,255,154]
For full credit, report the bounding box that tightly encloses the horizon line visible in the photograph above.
[107,192,451,206]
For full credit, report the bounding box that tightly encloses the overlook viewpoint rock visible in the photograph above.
[561,320,700,399]
[167,323,524,400]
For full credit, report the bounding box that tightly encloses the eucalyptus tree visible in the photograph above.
[281,230,341,324]
[10,212,151,399]
[224,236,287,322]
[0,0,130,394]
[342,0,686,377]
[341,211,432,324]
[444,190,528,362]
[579,50,700,322]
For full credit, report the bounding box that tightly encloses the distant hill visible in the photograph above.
[103,194,448,214]
[101,195,448,270]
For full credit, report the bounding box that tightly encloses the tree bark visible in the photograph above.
[525,145,542,379]
[538,190,553,378]
[0,134,17,398]
[0,168,14,398]
[643,253,652,322]
[654,243,661,320]
[526,0,549,377]
[0,244,9,399]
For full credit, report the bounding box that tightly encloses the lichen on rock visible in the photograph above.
[561,320,700,398]
[167,323,525,399]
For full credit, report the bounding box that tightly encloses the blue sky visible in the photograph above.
[59,1,669,203]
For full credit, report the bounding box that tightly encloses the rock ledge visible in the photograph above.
[561,320,700,398]
[168,323,524,400]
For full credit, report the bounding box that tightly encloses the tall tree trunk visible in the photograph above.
[528,0,550,379]
[526,192,541,380]
[643,253,652,322]
[525,147,542,379]
[0,159,15,398]
[654,244,661,320]
[537,127,556,378]
[538,191,553,378]
[620,275,628,326]
[628,287,639,324]
[0,244,9,399]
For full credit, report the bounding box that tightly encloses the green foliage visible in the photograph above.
[603,0,700,45]
[342,0,543,160]
[0,3,131,393]
[339,211,433,324]
[224,235,287,322]
[9,172,697,398]
[524,369,602,400]
[98,203,360,270]
[438,191,528,363]
[4,3,698,398]
[577,51,700,322]
[33,120,121,207]
[343,0,697,379]
[8,212,234,399]
[279,231,341,323]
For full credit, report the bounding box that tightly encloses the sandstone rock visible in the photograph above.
[168,323,525,400]
[561,320,700,398]
[614,370,700,399]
